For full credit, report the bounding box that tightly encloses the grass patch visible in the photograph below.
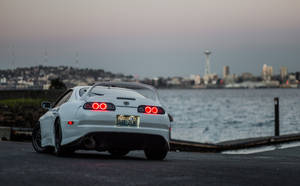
[0,98,43,108]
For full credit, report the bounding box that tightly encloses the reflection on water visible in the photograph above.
[158,89,300,143]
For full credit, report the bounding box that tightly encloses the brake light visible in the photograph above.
[100,103,107,110]
[145,106,152,114]
[151,106,158,114]
[92,102,100,110]
[137,105,165,115]
[83,102,115,111]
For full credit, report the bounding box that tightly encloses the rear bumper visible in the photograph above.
[60,107,171,150]
[63,132,170,151]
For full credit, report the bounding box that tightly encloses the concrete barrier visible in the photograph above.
[0,127,11,141]
[10,127,32,141]
[170,133,300,152]
[170,139,221,152]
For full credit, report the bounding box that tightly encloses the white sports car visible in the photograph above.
[32,82,172,160]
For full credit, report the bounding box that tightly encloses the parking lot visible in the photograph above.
[1,141,300,186]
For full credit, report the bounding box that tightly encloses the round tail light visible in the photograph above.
[92,102,100,110]
[100,103,107,110]
[145,106,152,114]
[151,106,158,114]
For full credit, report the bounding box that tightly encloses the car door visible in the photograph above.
[40,89,73,146]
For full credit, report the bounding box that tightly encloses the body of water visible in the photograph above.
[158,89,300,143]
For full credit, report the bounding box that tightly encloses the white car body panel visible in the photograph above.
[39,84,171,150]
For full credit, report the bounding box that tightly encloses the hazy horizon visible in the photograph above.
[1,0,300,78]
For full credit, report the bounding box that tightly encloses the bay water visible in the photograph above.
[158,89,300,143]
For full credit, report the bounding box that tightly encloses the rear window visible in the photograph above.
[86,82,159,101]
[91,86,145,99]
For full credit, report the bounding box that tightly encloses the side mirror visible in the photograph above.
[168,113,174,122]
[41,101,52,110]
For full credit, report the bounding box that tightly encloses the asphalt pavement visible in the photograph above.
[1,141,300,186]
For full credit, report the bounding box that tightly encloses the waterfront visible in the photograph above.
[159,89,300,143]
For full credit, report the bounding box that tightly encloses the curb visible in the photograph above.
[170,133,300,152]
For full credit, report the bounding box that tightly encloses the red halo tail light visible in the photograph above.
[100,103,107,110]
[92,102,100,110]
[83,102,115,111]
[151,106,158,114]
[137,105,165,115]
[145,106,152,114]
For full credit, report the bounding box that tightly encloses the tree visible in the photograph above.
[50,78,66,90]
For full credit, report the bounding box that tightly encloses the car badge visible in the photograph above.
[123,101,130,106]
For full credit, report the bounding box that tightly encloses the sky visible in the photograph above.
[0,0,300,78]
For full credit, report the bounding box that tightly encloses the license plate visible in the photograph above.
[116,115,140,127]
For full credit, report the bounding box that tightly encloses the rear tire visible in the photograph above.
[144,147,168,160]
[32,122,53,153]
[108,149,130,158]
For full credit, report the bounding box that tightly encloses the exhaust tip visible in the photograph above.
[83,137,96,149]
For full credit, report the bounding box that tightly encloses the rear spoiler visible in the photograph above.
[81,82,159,101]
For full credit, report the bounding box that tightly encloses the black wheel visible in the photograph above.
[108,149,130,158]
[32,122,53,153]
[144,147,168,160]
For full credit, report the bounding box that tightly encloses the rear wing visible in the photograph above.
[81,82,159,101]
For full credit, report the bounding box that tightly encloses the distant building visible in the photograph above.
[286,74,299,88]
[289,74,296,81]
[203,74,218,85]
[152,77,159,87]
[0,77,7,84]
[168,77,181,86]
[262,64,273,81]
[43,83,51,90]
[241,72,254,81]
[223,66,230,79]
[194,75,201,85]
[296,72,300,81]
[223,74,236,85]
[280,67,288,81]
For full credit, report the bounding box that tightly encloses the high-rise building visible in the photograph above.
[268,66,273,78]
[280,67,288,80]
[262,64,273,81]
[223,66,230,79]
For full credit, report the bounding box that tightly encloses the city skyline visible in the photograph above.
[1,65,299,90]
[1,0,300,78]
[1,46,299,78]
[0,52,297,79]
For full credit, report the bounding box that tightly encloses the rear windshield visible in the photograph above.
[88,83,159,101]
[90,86,153,99]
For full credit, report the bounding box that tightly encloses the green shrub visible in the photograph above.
[0,98,43,108]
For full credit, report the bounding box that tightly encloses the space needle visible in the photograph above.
[204,50,211,76]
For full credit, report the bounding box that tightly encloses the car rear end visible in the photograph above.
[61,84,171,159]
